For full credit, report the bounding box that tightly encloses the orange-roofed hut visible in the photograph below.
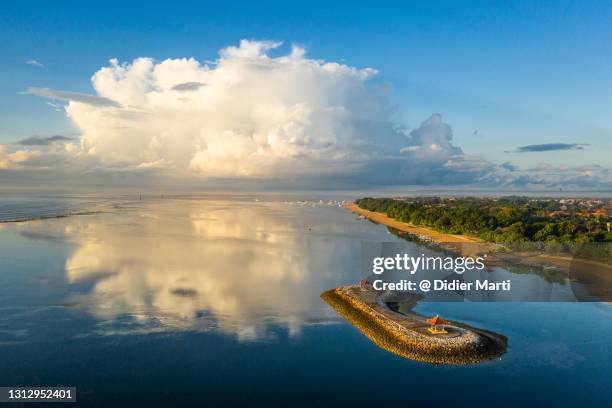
[427,315,449,334]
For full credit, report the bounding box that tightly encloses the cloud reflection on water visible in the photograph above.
[59,200,357,340]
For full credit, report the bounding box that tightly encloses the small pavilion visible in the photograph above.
[427,315,449,334]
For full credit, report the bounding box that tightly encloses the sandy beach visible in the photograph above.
[345,203,482,243]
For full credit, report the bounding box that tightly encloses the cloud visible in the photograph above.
[0,139,86,172]
[17,135,73,146]
[37,40,404,180]
[401,113,463,159]
[513,143,588,153]
[25,87,120,107]
[25,60,44,68]
[46,102,62,112]
[0,146,13,169]
[500,164,612,189]
[500,161,517,171]
[16,42,478,186]
[171,81,206,91]
[371,113,479,185]
[0,145,43,169]
[4,40,610,190]
[219,39,283,59]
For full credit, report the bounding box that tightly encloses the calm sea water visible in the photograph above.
[0,195,610,406]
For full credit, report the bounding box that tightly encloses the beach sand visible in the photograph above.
[345,202,482,243]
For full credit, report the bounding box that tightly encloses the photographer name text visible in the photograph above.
[372,278,511,292]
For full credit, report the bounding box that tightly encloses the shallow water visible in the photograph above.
[0,196,610,406]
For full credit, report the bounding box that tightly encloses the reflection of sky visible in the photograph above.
[1,197,611,405]
[1,198,609,343]
[0,199,395,341]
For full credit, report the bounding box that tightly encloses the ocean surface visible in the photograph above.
[0,194,610,406]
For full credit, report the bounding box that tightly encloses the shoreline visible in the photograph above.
[345,203,482,244]
[346,202,612,301]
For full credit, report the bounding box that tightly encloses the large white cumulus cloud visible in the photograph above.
[8,39,610,189]
[66,40,405,178]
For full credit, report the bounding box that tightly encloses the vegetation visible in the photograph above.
[356,196,612,244]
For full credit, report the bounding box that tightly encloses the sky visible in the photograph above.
[0,1,611,190]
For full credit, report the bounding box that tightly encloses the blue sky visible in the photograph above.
[1,1,611,188]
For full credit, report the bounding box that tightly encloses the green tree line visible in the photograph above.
[355,197,612,244]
